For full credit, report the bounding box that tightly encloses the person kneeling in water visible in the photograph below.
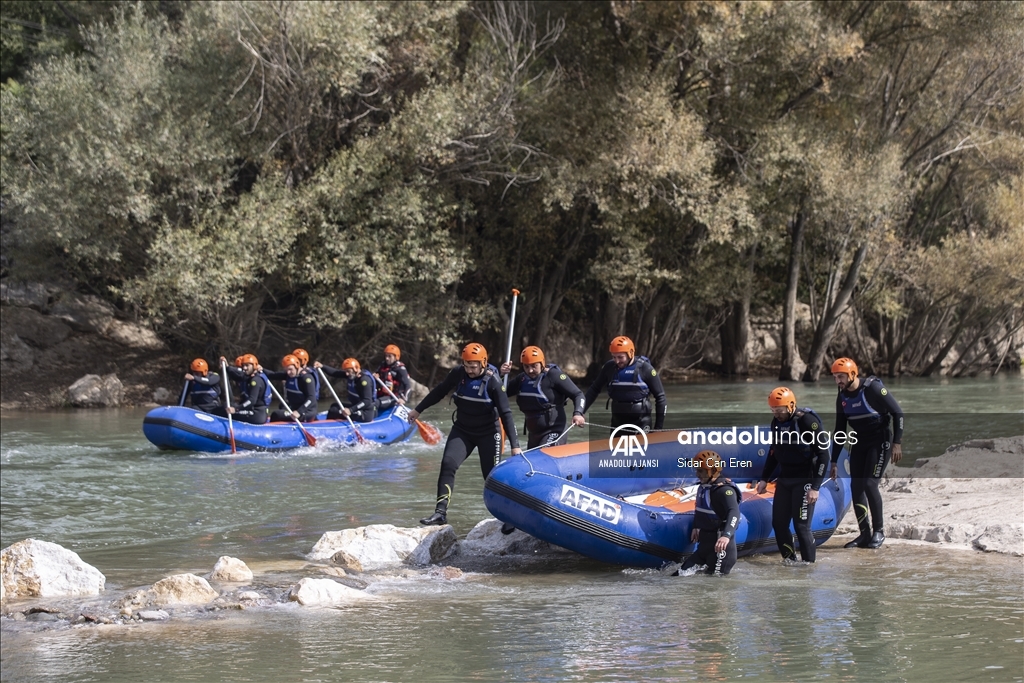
[678,450,740,576]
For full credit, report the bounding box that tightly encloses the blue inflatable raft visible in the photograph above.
[143,405,416,453]
[483,427,853,568]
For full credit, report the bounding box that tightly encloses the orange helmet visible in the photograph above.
[282,354,301,370]
[462,343,488,364]
[190,358,209,375]
[695,450,725,479]
[240,353,259,368]
[341,358,361,373]
[234,356,245,368]
[292,349,310,367]
[768,387,796,412]
[384,344,401,360]
[831,357,858,380]
[520,346,545,366]
[609,336,635,361]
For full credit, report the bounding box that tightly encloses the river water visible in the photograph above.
[2,376,1022,682]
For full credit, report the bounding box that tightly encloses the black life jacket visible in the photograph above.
[693,479,742,531]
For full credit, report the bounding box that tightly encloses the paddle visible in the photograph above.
[178,379,190,407]
[265,376,316,447]
[220,358,237,454]
[371,373,442,445]
[499,288,521,454]
[317,367,366,445]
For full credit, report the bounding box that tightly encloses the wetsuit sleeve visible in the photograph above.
[395,365,412,400]
[239,376,261,409]
[506,374,523,397]
[349,373,376,413]
[582,363,615,415]
[712,486,741,539]
[489,375,520,450]
[263,370,287,380]
[224,366,246,381]
[193,374,220,387]
[413,367,462,414]
[866,382,905,444]
[798,412,829,490]
[831,393,849,463]
[300,374,317,409]
[553,373,586,415]
[319,365,345,379]
[642,362,668,429]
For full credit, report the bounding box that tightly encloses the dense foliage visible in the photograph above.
[2,1,1021,378]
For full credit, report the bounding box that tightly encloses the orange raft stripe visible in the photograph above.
[641,482,774,513]
[542,429,684,458]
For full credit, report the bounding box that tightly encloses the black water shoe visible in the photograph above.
[419,511,447,526]
[500,522,516,535]
[844,532,871,548]
[867,530,885,548]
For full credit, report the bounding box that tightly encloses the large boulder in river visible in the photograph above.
[288,577,376,607]
[208,556,253,583]
[0,538,106,599]
[309,524,458,570]
[150,574,218,605]
[67,373,124,407]
[460,518,560,556]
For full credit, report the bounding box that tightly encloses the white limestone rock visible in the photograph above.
[309,524,458,570]
[138,609,170,621]
[150,574,218,606]
[67,373,124,407]
[287,577,376,607]
[461,518,559,556]
[104,319,166,350]
[972,525,1024,556]
[209,556,253,583]
[0,538,105,599]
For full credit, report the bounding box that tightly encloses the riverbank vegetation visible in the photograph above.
[2,1,1021,380]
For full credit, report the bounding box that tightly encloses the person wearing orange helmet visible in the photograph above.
[265,354,318,422]
[376,344,412,409]
[755,387,829,563]
[316,358,377,422]
[216,353,271,424]
[677,451,741,576]
[830,357,905,549]
[582,336,667,431]
[407,342,522,526]
[291,348,321,397]
[499,345,586,449]
[182,358,222,413]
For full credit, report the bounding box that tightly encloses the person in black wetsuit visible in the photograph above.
[499,345,586,449]
[407,343,522,526]
[216,353,270,425]
[376,344,412,411]
[266,354,318,422]
[316,358,377,423]
[829,357,905,549]
[755,387,829,563]
[183,358,221,413]
[582,336,667,431]
[678,450,740,576]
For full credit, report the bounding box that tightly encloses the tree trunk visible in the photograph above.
[779,206,806,381]
[720,298,751,376]
[801,242,868,381]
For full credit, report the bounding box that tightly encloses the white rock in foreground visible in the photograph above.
[309,524,457,570]
[288,578,376,607]
[150,574,218,605]
[209,556,253,582]
[461,519,559,555]
[0,539,106,599]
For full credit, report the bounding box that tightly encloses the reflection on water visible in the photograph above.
[1,377,1022,682]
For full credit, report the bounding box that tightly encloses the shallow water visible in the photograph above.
[1,376,1022,682]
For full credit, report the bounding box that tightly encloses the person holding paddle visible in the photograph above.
[182,358,222,413]
[499,345,586,449]
[316,358,377,423]
[408,343,522,526]
[216,354,271,425]
[375,344,412,411]
[265,354,318,422]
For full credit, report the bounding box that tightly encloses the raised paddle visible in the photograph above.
[265,377,316,447]
[317,367,366,445]
[499,288,521,453]
[219,358,237,454]
[178,379,190,406]
[371,373,442,445]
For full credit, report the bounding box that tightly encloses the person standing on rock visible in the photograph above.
[499,345,586,449]
[755,387,829,563]
[183,358,221,413]
[582,336,667,432]
[678,450,740,576]
[830,357,905,549]
[407,343,522,526]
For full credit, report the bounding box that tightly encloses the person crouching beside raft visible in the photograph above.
[582,336,667,431]
[265,354,318,422]
[407,343,522,526]
[676,451,740,576]
[830,357,904,549]
[183,358,221,413]
[316,359,377,423]
[755,387,828,564]
[499,345,586,449]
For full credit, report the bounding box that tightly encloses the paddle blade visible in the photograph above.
[301,427,317,447]
[416,420,443,445]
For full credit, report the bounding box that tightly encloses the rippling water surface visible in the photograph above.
[2,377,1022,682]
